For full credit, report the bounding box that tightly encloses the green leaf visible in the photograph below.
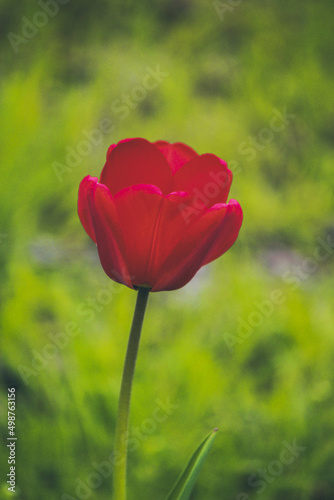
[165,429,218,500]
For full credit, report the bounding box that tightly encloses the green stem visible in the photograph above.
[113,287,150,500]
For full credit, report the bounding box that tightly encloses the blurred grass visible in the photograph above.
[0,0,334,499]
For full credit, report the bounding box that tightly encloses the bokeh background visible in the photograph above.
[1,1,334,499]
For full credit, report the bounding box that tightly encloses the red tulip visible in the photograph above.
[78,138,242,292]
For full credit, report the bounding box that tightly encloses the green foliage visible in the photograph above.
[166,430,217,500]
[0,1,334,499]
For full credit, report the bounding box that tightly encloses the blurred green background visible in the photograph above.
[0,0,334,499]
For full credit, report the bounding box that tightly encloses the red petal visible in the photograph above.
[87,183,133,288]
[154,141,198,173]
[100,138,173,195]
[106,143,117,159]
[152,199,243,291]
[106,139,136,159]
[173,153,232,207]
[202,199,243,266]
[78,176,98,243]
[113,186,193,288]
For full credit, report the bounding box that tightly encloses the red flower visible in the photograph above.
[78,138,242,292]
